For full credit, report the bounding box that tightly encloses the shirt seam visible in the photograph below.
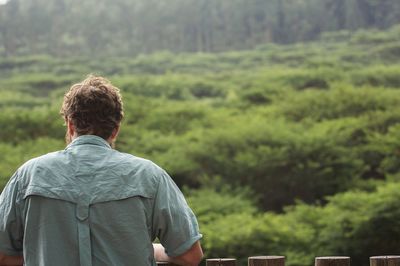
[151,170,162,241]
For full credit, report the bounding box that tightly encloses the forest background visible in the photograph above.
[1,0,400,265]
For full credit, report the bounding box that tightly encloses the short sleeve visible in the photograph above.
[152,170,202,257]
[0,173,23,256]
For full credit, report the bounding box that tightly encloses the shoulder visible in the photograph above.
[106,150,170,191]
[16,150,65,177]
[5,150,65,197]
[111,150,166,178]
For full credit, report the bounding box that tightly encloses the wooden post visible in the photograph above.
[248,256,285,266]
[315,256,350,266]
[206,258,237,266]
[370,256,400,266]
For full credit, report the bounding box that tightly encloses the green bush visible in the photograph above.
[0,106,65,144]
[192,183,400,266]
[279,85,400,121]
[314,182,400,266]
[351,65,400,88]
[372,43,400,61]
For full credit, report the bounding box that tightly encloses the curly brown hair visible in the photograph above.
[60,75,124,140]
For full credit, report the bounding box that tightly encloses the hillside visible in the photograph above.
[0,25,400,265]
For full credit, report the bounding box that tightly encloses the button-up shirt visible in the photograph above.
[0,135,202,266]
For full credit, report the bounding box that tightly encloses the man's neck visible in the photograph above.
[67,133,115,146]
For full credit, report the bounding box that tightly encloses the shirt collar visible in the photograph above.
[66,135,111,149]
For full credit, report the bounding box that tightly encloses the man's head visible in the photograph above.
[60,75,124,144]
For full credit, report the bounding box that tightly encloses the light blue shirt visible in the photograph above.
[0,135,202,266]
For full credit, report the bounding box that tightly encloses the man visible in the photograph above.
[0,75,203,266]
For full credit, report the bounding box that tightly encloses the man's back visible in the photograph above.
[1,135,201,266]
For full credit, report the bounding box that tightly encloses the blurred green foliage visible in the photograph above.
[1,0,400,57]
[1,26,400,265]
[186,181,400,265]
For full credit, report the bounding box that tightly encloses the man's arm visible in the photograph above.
[153,241,203,266]
[0,174,23,266]
[0,253,23,266]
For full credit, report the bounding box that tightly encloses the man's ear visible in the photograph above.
[67,119,75,136]
[110,125,120,140]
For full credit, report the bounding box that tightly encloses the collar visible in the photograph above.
[66,135,111,149]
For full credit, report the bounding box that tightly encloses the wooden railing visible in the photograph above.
[156,255,400,266]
